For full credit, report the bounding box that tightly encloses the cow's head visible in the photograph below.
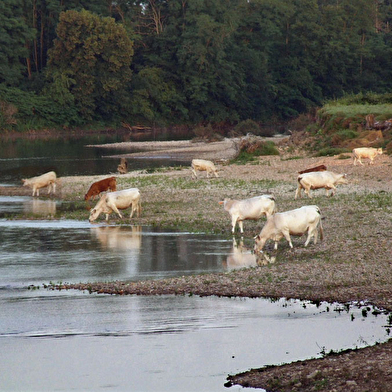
[89,208,100,222]
[337,174,348,185]
[377,148,383,155]
[253,234,266,253]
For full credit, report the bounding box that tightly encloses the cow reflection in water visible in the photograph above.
[24,199,57,216]
[224,237,275,270]
[91,226,142,251]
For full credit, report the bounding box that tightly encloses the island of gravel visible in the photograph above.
[3,136,392,391]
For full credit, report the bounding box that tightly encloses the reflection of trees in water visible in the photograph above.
[141,232,226,273]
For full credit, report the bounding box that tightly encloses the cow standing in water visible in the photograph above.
[22,171,57,196]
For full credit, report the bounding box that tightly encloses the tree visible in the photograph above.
[0,0,35,86]
[46,9,134,121]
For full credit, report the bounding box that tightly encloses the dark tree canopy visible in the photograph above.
[2,0,392,130]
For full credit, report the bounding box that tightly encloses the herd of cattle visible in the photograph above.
[20,146,383,253]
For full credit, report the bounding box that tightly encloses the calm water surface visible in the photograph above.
[0,216,390,391]
[0,135,186,185]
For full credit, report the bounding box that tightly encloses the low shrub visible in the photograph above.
[233,119,260,135]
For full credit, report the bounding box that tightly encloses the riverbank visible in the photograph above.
[1,137,392,391]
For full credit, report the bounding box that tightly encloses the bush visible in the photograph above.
[236,138,279,161]
[233,119,260,135]
[192,124,223,142]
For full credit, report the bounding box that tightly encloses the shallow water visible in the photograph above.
[0,136,186,185]
[0,219,232,286]
[1,293,390,392]
[0,217,390,391]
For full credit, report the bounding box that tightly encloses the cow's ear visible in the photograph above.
[90,208,95,213]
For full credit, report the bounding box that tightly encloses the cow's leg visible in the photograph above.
[110,204,123,219]
[238,220,244,234]
[282,230,293,248]
[304,186,312,198]
[358,158,364,166]
[52,182,56,194]
[214,171,219,178]
[329,186,336,197]
[129,202,137,218]
[231,215,238,233]
[304,226,316,247]
[191,168,198,179]
[295,185,302,199]
[313,226,318,244]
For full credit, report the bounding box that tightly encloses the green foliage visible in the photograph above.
[129,67,187,124]
[320,103,392,119]
[315,147,351,157]
[0,85,81,131]
[0,0,35,86]
[233,140,279,163]
[47,9,134,121]
[335,129,358,140]
[234,119,260,135]
[4,1,392,129]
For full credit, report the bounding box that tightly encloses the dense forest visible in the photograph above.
[1,0,392,132]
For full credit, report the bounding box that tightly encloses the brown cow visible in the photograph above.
[298,165,327,174]
[84,177,117,201]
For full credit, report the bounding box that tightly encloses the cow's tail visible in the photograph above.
[267,194,277,214]
[297,175,303,183]
[316,206,324,241]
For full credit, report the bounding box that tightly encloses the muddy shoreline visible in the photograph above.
[2,137,392,391]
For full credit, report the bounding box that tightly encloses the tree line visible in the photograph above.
[1,0,392,132]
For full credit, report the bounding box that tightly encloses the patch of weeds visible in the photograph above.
[315,147,350,156]
[314,378,329,390]
[282,156,302,161]
[231,151,257,164]
[337,153,351,160]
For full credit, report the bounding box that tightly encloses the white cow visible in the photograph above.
[254,205,323,252]
[353,147,383,165]
[191,159,219,178]
[22,171,57,196]
[89,188,141,222]
[219,195,276,233]
[295,171,348,199]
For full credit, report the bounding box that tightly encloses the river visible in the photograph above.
[0,136,390,391]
